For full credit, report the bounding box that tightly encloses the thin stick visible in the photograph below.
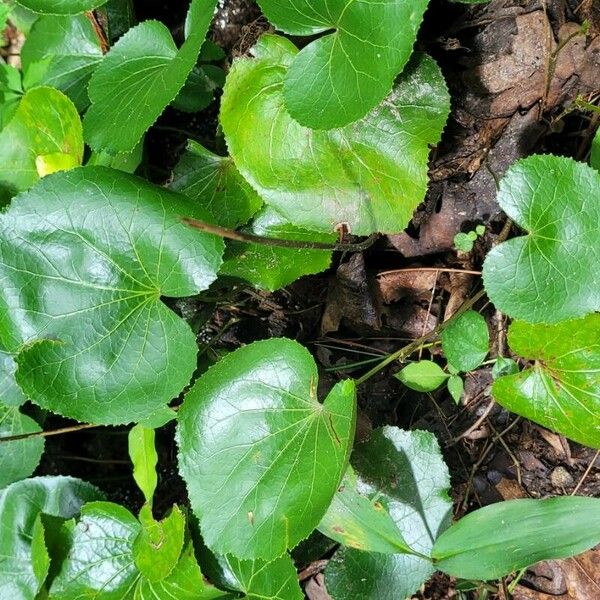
[377,267,482,277]
[183,217,379,252]
[355,288,487,385]
[0,422,98,443]
[572,449,600,496]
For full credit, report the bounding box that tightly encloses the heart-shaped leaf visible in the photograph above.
[256,0,430,129]
[324,427,452,600]
[0,167,224,425]
[0,404,44,488]
[177,338,356,560]
[0,476,103,599]
[16,0,107,14]
[432,497,600,580]
[52,500,226,599]
[0,87,83,203]
[441,310,489,372]
[221,36,450,236]
[224,555,303,600]
[170,140,262,229]
[21,14,104,110]
[483,155,600,323]
[51,501,142,598]
[492,314,600,448]
[83,0,218,153]
[220,208,334,291]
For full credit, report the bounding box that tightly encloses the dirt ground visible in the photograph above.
[18,0,600,598]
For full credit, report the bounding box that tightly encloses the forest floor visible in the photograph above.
[10,0,600,598]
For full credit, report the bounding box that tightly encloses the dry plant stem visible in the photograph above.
[0,421,98,443]
[356,288,487,385]
[182,217,379,252]
[571,449,600,496]
[377,267,482,277]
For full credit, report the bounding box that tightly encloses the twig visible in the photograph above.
[452,398,496,443]
[0,422,99,443]
[183,217,379,252]
[377,267,482,277]
[572,449,600,496]
[355,288,487,385]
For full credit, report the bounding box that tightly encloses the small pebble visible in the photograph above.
[551,466,574,488]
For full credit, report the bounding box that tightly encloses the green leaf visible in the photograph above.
[441,310,489,372]
[170,140,262,229]
[133,505,185,582]
[0,167,224,425]
[432,496,600,580]
[0,64,22,130]
[50,501,141,599]
[220,208,334,291]
[87,137,145,175]
[0,404,44,488]
[0,476,102,600]
[256,0,430,129]
[453,232,475,252]
[447,375,464,404]
[491,356,518,380]
[177,338,357,560]
[221,37,450,236]
[318,466,411,554]
[482,155,600,323]
[138,406,177,429]
[31,514,50,587]
[324,427,452,600]
[492,314,600,448]
[224,554,303,600]
[134,541,228,600]
[172,64,225,113]
[16,0,107,14]
[83,0,218,153]
[21,14,103,110]
[128,425,158,504]
[0,349,27,407]
[0,87,83,202]
[395,360,449,392]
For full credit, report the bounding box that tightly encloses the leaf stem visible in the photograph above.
[0,421,99,443]
[182,217,379,252]
[355,289,487,386]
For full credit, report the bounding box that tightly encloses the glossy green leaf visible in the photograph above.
[21,14,103,110]
[220,208,334,291]
[172,64,225,113]
[224,554,303,600]
[493,314,600,448]
[16,0,107,14]
[50,501,141,599]
[447,375,464,404]
[0,404,44,488]
[138,406,177,429]
[491,356,519,380]
[31,515,50,587]
[324,428,452,600]
[0,476,102,600]
[0,349,26,407]
[128,425,158,504]
[177,338,357,560]
[0,87,83,202]
[256,0,429,129]
[395,360,448,392]
[84,0,218,153]
[0,167,224,425]
[319,466,411,554]
[170,140,262,229]
[133,505,185,582]
[441,310,489,372]
[134,541,228,600]
[221,36,450,236]
[483,155,600,323]
[432,497,600,580]
[87,137,145,175]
